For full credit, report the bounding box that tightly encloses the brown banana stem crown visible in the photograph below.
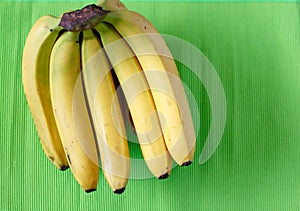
[59,4,108,32]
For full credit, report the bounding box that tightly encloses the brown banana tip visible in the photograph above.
[85,188,96,193]
[181,161,192,167]
[114,187,126,194]
[59,165,69,171]
[158,173,169,180]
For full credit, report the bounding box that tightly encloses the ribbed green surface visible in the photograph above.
[3,0,300,2]
[0,1,299,210]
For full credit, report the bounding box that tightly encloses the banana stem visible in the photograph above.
[59,4,107,31]
[58,0,127,32]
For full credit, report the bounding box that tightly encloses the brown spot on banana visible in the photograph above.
[66,154,72,165]
[48,156,54,162]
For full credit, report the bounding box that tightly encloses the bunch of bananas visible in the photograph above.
[22,0,196,194]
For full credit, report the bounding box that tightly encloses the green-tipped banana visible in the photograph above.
[22,15,68,170]
[95,23,172,179]
[103,11,196,166]
[49,31,99,192]
[81,29,130,194]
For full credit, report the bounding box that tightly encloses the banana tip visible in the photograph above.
[114,187,126,194]
[59,165,69,171]
[181,161,192,167]
[85,188,96,193]
[158,173,169,180]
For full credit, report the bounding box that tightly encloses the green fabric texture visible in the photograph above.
[0,1,299,210]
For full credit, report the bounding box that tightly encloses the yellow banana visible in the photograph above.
[49,31,99,192]
[81,29,130,194]
[22,15,68,170]
[95,22,172,179]
[97,0,127,12]
[103,11,196,166]
[23,2,196,193]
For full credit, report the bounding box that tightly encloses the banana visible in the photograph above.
[103,11,196,166]
[95,22,172,179]
[81,29,130,194]
[97,0,127,12]
[23,2,196,193]
[49,31,99,192]
[22,15,68,170]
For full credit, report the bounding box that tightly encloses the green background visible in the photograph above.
[0,0,299,210]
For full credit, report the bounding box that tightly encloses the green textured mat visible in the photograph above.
[0,1,299,210]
